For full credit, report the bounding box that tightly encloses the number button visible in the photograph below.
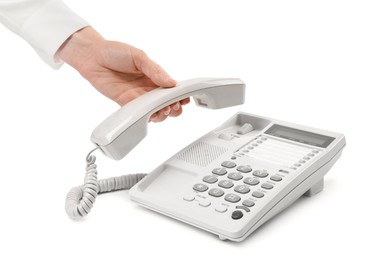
[237,165,252,173]
[193,183,208,192]
[212,168,227,176]
[243,177,260,186]
[208,188,224,197]
[218,180,234,189]
[203,175,218,184]
[225,193,241,203]
[234,185,250,194]
[227,172,243,181]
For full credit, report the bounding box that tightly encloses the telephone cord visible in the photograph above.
[65,148,147,219]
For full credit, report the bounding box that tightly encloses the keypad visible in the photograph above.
[187,160,287,218]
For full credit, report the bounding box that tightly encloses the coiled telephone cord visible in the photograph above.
[65,148,147,219]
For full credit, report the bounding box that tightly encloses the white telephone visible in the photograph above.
[66,78,346,242]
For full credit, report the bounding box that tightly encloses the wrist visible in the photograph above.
[57,26,104,72]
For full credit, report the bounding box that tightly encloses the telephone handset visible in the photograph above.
[66,78,245,217]
[66,78,345,242]
[91,78,245,160]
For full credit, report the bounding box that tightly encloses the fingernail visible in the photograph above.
[164,108,171,116]
[173,102,180,111]
[167,78,177,86]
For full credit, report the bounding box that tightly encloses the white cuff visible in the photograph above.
[21,0,89,69]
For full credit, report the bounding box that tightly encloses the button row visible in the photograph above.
[290,150,320,170]
[193,183,266,202]
[202,175,275,190]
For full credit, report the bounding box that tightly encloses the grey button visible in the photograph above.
[312,150,320,153]
[228,172,243,181]
[279,169,289,174]
[237,165,252,173]
[308,153,315,157]
[256,140,263,144]
[218,180,234,189]
[270,175,283,182]
[215,205,228,213]
[252,143,258,147]
[253,170,269,178]
[221,161,236,168]
[199,200,211,207]
[234,185,250,194]
[252,191,264,198]
[212,168,227,176]
[261,183,274,190]
[290,167,297,170]
[193,183,208,192]
[225,193,241,203]
[261,137,267,141]
[248,146,254,150]
[183,195,195,201]
[299,160,306,164]
[294,163,301,167]
[203,175,218,184]
[208,188,224,197]
[242,200,255,207]
[303,156,310,160]
[236,205,250,212]
[244,177,260,186]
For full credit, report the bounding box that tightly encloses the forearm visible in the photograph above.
[57,26,104,73]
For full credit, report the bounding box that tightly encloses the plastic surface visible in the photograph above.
[91,78,245,160]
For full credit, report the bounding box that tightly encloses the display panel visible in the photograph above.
[265,124,335,148]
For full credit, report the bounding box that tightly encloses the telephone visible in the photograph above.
[66,78,346,242]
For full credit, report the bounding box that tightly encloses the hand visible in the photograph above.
[57,26,190,122]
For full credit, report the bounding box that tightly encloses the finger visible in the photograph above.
[180,97,191,106]
[151,106,171,123]
[134,50,176,88]
[169,102,183,118]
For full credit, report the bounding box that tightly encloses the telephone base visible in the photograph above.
[303,178,324,197]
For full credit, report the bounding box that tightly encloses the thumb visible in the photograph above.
[135,50,176,88]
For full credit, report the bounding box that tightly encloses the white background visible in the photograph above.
[0,0,389,259]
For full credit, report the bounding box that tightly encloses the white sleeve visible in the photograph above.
[0,0,89,69]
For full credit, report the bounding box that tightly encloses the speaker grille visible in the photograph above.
[177,142,228,167]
